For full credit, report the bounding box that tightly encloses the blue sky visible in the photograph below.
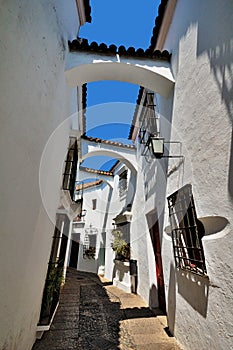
[79,0,160,170]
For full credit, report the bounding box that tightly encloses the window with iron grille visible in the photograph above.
[138,92,159,144]
[83,234,96,259]
[167,184,207,276]
[63,137,78,201]
[119,170,128,197]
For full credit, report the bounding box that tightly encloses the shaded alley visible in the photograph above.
[33,268,182,350]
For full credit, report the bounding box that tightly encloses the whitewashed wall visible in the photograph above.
[72,182,115,274]
[159,1,233,349]
[130,92,173,307]
[0,1,80,349]
[73,163,134,281]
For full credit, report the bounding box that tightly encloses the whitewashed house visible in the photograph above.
[71,134,137,292]
[73,1,233,349]
[0,1,91,349]
[128,1,233,349]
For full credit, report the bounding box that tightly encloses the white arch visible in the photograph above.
[81,149,137,175]
[65,52,175,98]
[78,170,114,189]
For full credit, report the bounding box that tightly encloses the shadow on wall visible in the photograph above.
[96,232,106,274]
[177,270,209,318]
[112,261,129,282]
[207,42,233,198]
[166,263,210,336]
[126,170,137,208]
[174,1,233,197]
[196,1,233,197]
[167,263,176,335]
[149,284,159,309]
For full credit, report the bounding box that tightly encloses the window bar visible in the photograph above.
[167,184,207,276]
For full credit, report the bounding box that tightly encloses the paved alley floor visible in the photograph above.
[33,268,183,350]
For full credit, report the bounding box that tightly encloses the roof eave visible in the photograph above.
[76,0,92,26]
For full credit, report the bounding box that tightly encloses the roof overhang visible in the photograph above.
[76,0,91,25]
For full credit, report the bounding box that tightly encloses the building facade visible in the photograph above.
[129,1,233,349]
[1,1,233,349]
[0,1,90,349]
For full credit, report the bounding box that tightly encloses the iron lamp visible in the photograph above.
[148,136,164,158]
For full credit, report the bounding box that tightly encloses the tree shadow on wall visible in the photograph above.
[196,2,233,198]
[207,42,233,198]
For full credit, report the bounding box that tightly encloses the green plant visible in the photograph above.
[39,262,64,323]
[83,246,96,259]
[111,229,130,261]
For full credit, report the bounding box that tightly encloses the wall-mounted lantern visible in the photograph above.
[147,136,164,158]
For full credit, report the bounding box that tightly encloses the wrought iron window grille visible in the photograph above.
[63,137,78,201]
[83,224,98,259]
[167,184,207,276]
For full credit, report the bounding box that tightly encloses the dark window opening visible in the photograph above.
[63,137,78,201]
[119,170,128,197]
[92,198,97,210]
[167,184,207,276]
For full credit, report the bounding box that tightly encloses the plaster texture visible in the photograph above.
[159,1,233,349]
[0,1,80,349]
[125,2,233,349]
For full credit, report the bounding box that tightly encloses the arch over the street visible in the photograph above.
[81,149,137,175]
[65,51,175,98]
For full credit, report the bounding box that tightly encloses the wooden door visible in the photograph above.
[147,211,166,313]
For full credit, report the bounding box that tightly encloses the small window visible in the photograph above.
[92,199,97,210]
[119,170,128,197]
[167,184,207,276]
[83,234,96,260]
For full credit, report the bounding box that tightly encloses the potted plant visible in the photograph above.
[39,261,64,325]
[83,246,96,259]
[111,229,130,261]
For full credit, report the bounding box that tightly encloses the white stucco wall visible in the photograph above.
[76,162,135,283]
[159,1,233,349]
[130,100,173,307]
[0,1,80,349]
[72,182,115,274]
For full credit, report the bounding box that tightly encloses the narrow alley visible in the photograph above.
[33,268,182,350]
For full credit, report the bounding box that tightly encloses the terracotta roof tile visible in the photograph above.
[81,134,135,149]
[83,0,92,23]
[68,38,171,61]
[79,166,114,176]
[149,0,169,50]
[128,0,170,140]
[76,179,103,191]
[128,86,144,140]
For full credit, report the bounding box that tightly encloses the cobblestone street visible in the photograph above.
[33,268,182,350]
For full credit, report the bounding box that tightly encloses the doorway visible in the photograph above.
[69,240,80,268]
[147,210,166,313]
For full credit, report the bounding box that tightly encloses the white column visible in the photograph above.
[63,217,73,279]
